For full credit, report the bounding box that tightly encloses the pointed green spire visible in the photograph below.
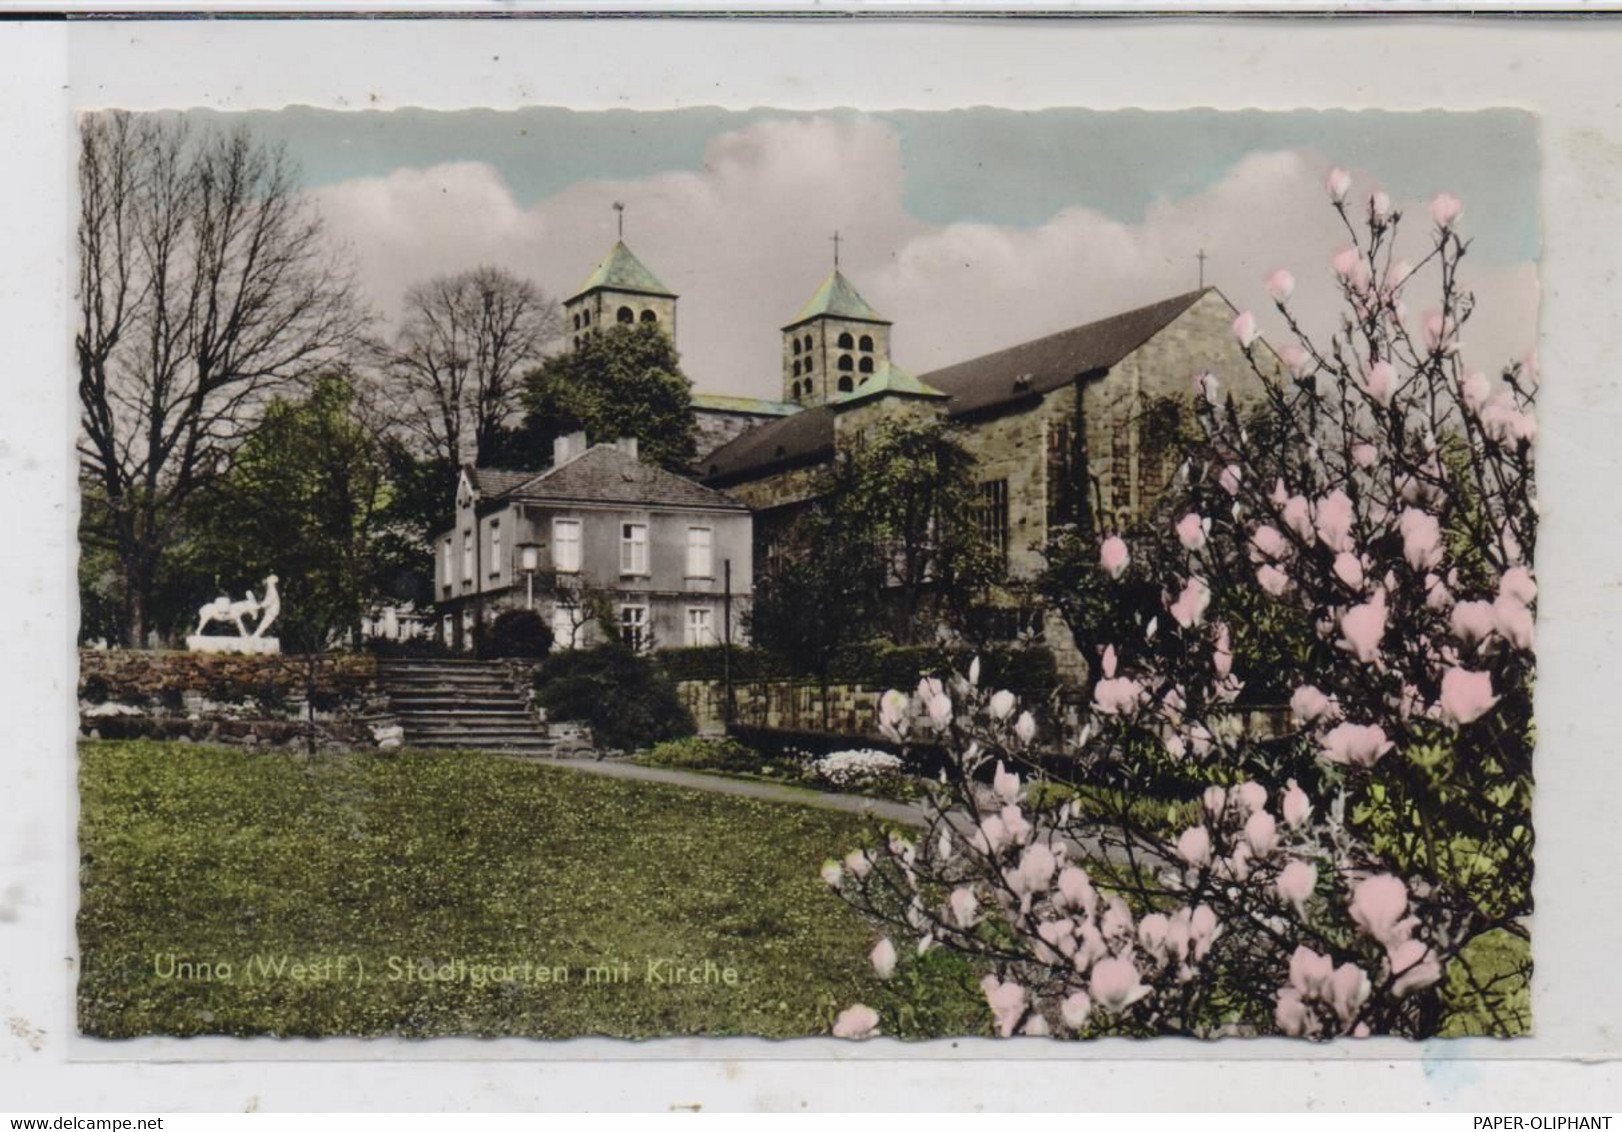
[785,270,890,328]
[569,241,676,301]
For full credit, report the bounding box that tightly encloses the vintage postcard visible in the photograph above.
[72,104,1538,1044]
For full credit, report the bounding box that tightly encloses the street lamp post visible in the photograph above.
[518,542,541,610]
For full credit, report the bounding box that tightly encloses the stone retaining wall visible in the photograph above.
[79,649,378,702]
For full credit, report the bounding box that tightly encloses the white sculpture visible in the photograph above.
[188,574,281,655]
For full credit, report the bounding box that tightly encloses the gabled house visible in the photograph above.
[432,432,752,653]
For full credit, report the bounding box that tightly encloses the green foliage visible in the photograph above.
[656,642,1057,694]
[477,608,554,659]
[533,644,695,751]
[77,739,957,1038]
[501,324,697,472]
[635,736,762,774]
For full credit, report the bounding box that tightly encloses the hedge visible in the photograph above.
[657,641,1058,694]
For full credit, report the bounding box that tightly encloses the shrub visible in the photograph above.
[637,736,759,773]
[477,609,554,659]
[810,748,905,788]
[533,644,694,752]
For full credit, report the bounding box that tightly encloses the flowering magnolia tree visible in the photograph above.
[823,169,1536,1041]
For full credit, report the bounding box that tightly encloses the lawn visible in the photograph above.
[77,740,982,1040]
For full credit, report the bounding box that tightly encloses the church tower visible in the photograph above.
[781,265,893,407]
[564,240,678,352]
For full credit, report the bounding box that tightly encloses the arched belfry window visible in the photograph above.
[837,331,855,349]
[838,355,854,372]
[803,334,813,351]
[573,312,581,330]
[859,334,874,352]
[582,310,591,326]
[859,356,875,374]
[792,338,802,356]
[617,306,634,324]
[838,376,854,393]
[640,309,657,323]
[805,355,813,372]
[793,360,802,377]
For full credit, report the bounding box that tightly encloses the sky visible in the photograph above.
[189,106,1541,399]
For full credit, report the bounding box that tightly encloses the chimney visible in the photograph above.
[553,430,588,467]
[615,436,640,461]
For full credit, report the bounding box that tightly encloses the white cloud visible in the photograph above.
[311,117,1539,398]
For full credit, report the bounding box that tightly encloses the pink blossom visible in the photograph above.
[1257,564,1290,597]
[1332,246,1361,279]
[1424,310,1458,354]
[949,887,979,929]
[1320,721,1394,768]
[1499,566,1537,606]
[1430,192,1463,229]
[1290,685,1333,725]
[1426,572,1455,611]
[1278,860,1318,913]
[1493,594,1535,651]
[1168,577,1212,629]
[1328,963,1372,1025]
[1349,873,1410,944]
[1213,623,1234,679]
[993,760,1021,804]
[1193,370,1220,404]
[1093,676,1146,716]
[1362,361,1396,407]
[974,814,1010,855]
[1400,508,1445,571]
[1016,843,1058,894]
[1001,804,1032,845]
[1244,810,1278,857]
[1282,344,1313,377]
[1439,666,1499,725]
[1073,920,1109,972]
[1450,600,1497,647]
[1339,590,1388,664]
[1219,464,1243,495]
[1289,945,1335,998]
[1177,825,1212,868]
[1060,991,1093,1031]
[1250,524,1288,562]
[1369,190,1391,220]
[1282,779,1313,827]
[1333,551,1365,591]
[1276,987,1312,1037]
[1460,370,1492,411]
[1282,494,1314,542]
[1022,1014,1050,1037]
[1090,956,1151,1013]
[1176,512,1209,551]
[989,689,1017,721]
[1014,711,1037,745]
[1137,913,1170,959]
[1232,311,1259,349]
[1202,785,1227,818]
[980,975,1028,1037]
[1056,866,1097,917]
[1353,443,1378,469]
[1314,490,1355,552]
[1235,780,1267,814]
[1387,938,1444,998]
[1266,269,1296,302]
[870,938,897,979]
[1325,166,1353,202]
[820,860,843,887]
[1101,897,1134,951]
[1100,535,1130,580]
[844,849,873,880]
[833,1003,880,1039]
[1190,904,1221,960]
[1101,644,1119,678]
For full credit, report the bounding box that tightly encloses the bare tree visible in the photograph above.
[76,111,367,646]
[380,266,562,469]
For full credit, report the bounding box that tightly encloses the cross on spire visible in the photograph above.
[1197,247,1208,289]
[613,201,625,240]
[831,230,842,270]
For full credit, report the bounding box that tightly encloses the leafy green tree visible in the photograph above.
[493,323,697,471]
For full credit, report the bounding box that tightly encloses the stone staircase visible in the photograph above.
[376,657,557,756]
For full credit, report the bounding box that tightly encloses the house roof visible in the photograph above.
[467,467,543,499]
[507,443,748,511]
[703,289,1221,485]
[784,270,890,329]
[691,392,801,417]
[830,360,949,407]
[568,241,676,302]
[919,289,1215,417]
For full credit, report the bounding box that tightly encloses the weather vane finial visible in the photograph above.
[831,230,842,271]
[613,201,625,240]
[1197,247,1208,289]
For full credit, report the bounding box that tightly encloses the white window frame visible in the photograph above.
[441,538,454,589]
[685,606,715,648]
[619,604,649,652]
[620,522,649,576]
[489,520,503,579]
[685,525,714,579]
[461,529,474,585]
[551,604,579,651]
[553,517,582,574]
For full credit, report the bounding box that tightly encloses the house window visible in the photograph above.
[552,518,582,574]
[462,529,474,585]
[551,604,579,651]
[620,522,648,575]
[442,538,453,590]
[686,526,714,578]
[837,331,855,349]
[859,334,874,352]
[617,306,635,324]
[977,479,1011,565]
[619,605,649,651]
[489,520,503,579]
[686,606,715,647]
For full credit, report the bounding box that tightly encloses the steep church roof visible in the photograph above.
[509,442,747,511]
[920,289,1215,417]
[703,406,836,484]
[568,241,676,302]
[784,270,891,329]
[830,361,948,407]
